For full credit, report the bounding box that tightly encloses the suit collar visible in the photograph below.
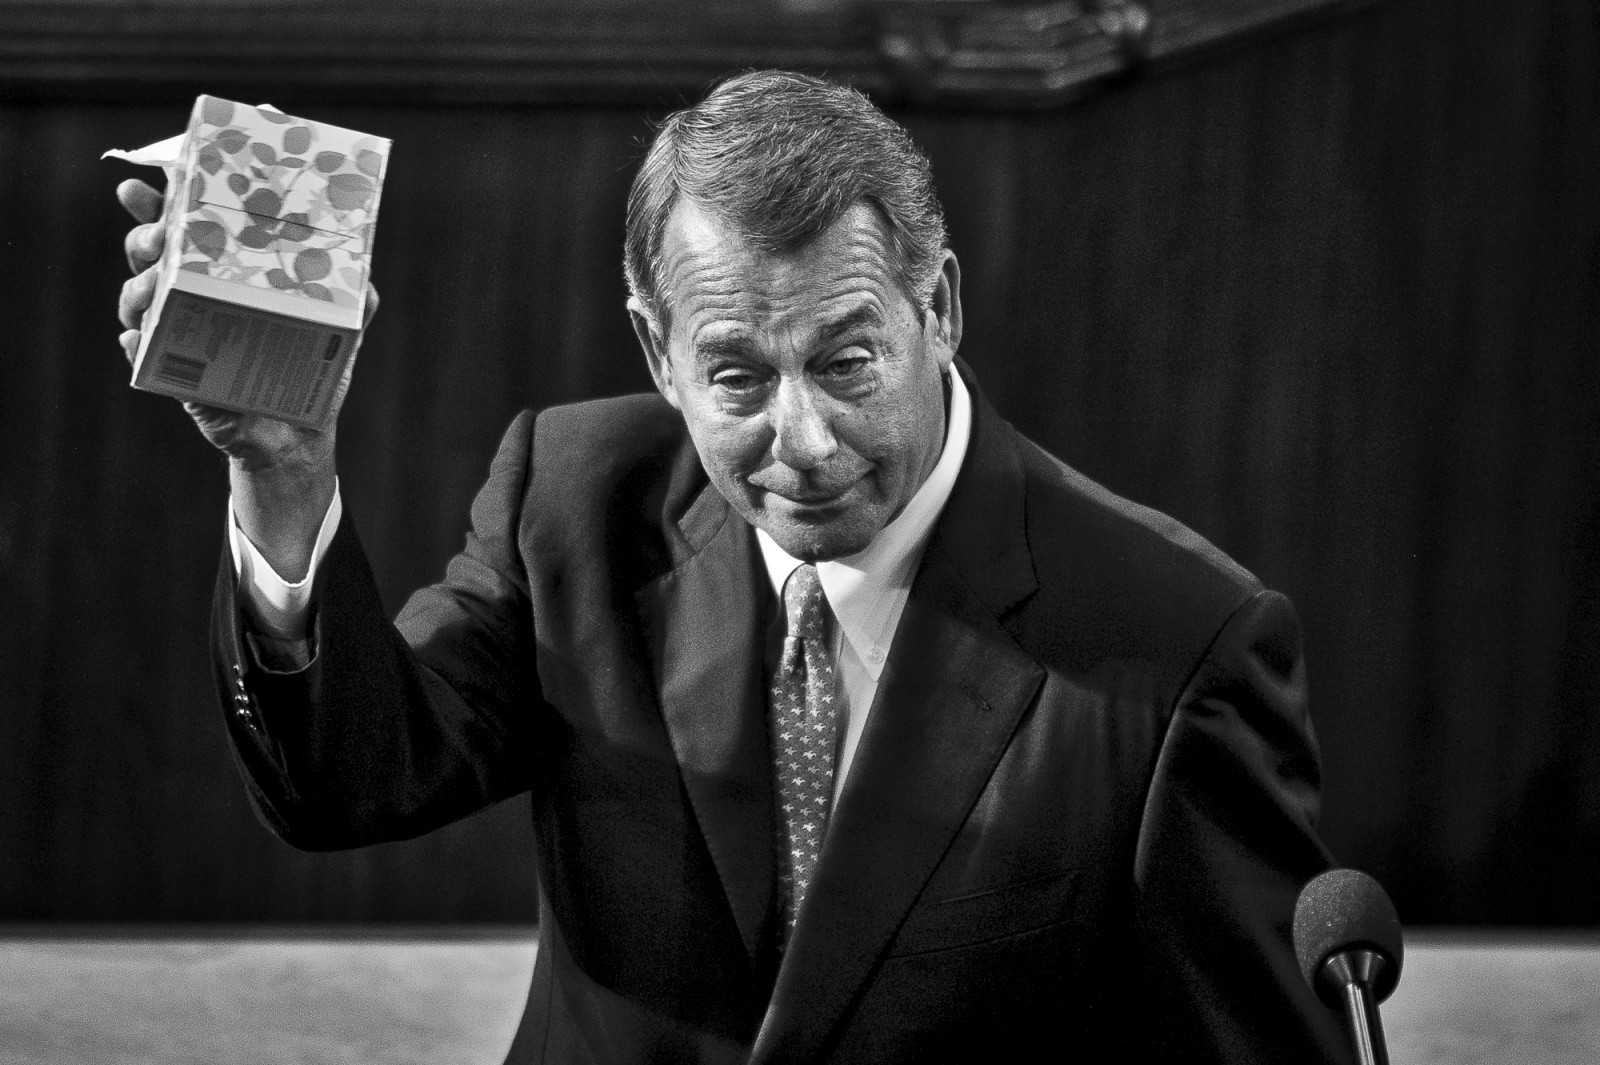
[636,477,779,968]
[930,357,1038,620]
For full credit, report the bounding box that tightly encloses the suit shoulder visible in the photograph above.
[1022,439,1259,590]
[518,392,700,583]
[531,393,686,467]
[521,393,699,504]
[1012,435,1268,670]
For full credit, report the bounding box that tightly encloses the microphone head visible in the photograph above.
[1292,867,1403,1005]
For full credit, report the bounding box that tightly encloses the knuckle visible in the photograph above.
[127,222,162,261]
[118,276,149,326]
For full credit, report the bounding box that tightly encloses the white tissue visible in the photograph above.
[101,106,284,176]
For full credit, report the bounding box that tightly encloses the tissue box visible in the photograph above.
[131,96,390,428]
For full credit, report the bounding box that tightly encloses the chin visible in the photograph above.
[762,520,876,564]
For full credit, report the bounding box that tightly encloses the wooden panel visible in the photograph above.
[0,0,1595,923]
[0,0,1374,107]
[908,0,1600,923]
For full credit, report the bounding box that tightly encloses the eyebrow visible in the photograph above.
[689,304,888,365]
[816,305,885,345]
[691,334,754,364]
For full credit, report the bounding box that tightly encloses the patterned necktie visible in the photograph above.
[769,563,840,939]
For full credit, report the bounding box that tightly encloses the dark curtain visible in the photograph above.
[1,0,1595,924]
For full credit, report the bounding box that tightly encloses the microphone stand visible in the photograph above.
[1318,948,1392,1065]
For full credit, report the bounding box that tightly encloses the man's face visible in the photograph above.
[632,200,962,562]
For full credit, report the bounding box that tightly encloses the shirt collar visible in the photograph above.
[756,367,973,680]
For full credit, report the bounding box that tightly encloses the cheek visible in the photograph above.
[685,409,770,481]
[843,409,913,466]
[842,376,932,465]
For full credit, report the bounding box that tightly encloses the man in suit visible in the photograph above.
[118,71,1350,1062]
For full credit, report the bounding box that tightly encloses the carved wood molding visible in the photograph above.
[873,0,1383,105]
[0,0,1382,108]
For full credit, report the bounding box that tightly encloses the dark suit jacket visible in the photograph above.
[215,364,1351,1064]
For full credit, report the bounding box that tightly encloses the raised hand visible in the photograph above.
[116,177,377,579]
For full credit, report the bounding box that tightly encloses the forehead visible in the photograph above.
[657,200,901,342]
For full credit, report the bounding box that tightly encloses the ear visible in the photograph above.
[629,296,681,411]
[925,250,963,371]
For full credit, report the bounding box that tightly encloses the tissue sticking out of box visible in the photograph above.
[106,97,391,429]
[103,132,188,171]
[104,104,289,177]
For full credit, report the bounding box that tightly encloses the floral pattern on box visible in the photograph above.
[171,97,389,314]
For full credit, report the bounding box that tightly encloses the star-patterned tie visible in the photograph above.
[769,563,839,940]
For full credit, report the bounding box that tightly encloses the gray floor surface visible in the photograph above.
[0,929,1594,1063]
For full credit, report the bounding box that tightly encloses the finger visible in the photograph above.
[119,329,140,366]
[119,267,159,330]
[123,221,166,275]
[116,179,164,224]
[183,400,238,427]
[362,285,380,328]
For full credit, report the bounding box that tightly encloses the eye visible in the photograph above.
[710,365,766,395]
[820,352,870,382]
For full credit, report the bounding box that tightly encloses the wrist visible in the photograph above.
[223,428,336,476]
[230,453,337,583]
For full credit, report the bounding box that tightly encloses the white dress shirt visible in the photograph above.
[228,478,343,640]
[229,368,974,768]
[755,369,971,806]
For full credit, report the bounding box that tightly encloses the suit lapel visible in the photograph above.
[751,366,1045,1063]
[636,481,778,965]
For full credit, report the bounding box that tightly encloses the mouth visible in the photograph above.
[760,481,857,514]
[776,489,847,505]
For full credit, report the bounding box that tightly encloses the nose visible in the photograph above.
[769,378,838,471]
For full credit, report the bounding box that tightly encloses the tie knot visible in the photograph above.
[783,564,827,641]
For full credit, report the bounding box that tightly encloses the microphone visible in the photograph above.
[1292,868,1403,1065]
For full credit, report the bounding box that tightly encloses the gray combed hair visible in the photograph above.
[624,70,949,325]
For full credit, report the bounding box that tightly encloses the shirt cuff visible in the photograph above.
[226,482,343,640]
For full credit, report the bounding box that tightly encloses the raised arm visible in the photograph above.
[117,178,539,847]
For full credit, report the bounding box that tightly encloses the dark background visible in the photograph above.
[1,0,1596,926]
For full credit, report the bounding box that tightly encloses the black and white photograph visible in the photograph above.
[0,0,1596,1061]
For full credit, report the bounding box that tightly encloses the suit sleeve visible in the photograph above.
[212,410,541,850]
[1132,589,1355,1064]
